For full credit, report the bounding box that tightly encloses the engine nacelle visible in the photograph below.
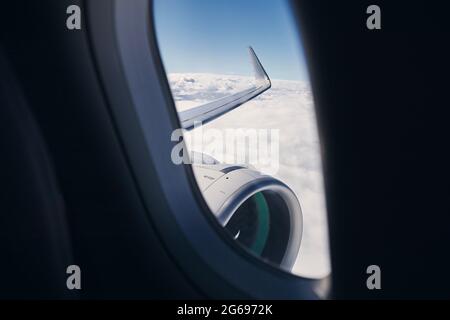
[192,156,302,271]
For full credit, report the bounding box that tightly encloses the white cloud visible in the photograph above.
[168,73,330,278]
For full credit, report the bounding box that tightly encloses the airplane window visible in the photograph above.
[154,0,330,278]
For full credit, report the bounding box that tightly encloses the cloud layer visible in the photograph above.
[168,73,330,278]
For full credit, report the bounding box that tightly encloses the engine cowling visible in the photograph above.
[192,154,303,271]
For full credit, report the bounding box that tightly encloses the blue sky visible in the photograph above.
[154,0,309,81]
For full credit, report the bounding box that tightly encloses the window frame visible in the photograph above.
[86,0,327,299]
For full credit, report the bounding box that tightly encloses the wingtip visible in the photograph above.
[248,46,271,85]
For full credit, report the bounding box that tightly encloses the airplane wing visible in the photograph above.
[178,47,271,130]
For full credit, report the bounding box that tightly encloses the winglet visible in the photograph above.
[249,46,271,86]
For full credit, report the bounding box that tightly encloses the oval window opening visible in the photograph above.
[154,0,330,278]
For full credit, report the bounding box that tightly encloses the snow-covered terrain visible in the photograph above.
[168,73,330,278]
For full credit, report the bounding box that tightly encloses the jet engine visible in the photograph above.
[192,154,302,271]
